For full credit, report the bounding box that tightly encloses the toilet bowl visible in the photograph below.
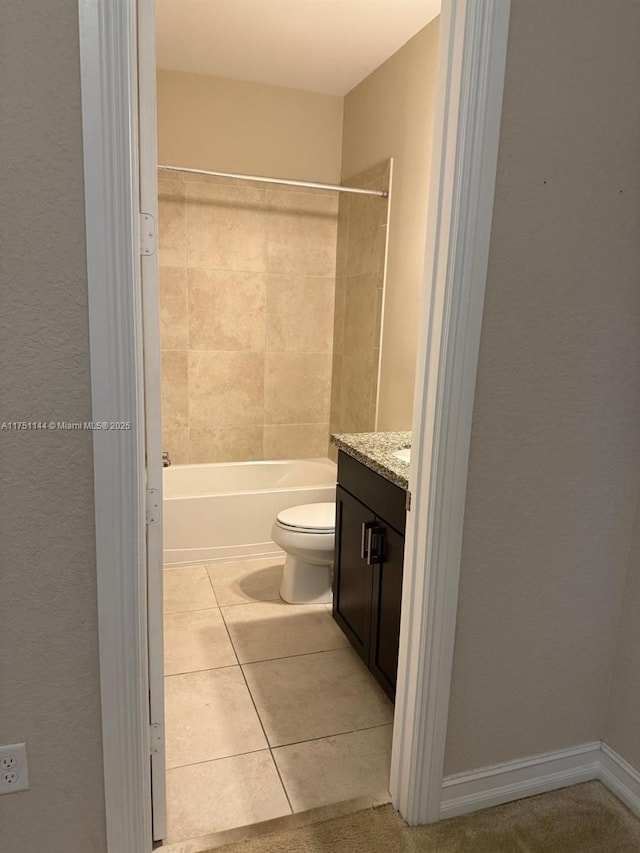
[271,502,336,604]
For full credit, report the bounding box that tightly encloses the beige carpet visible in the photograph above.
[212,782,640,853]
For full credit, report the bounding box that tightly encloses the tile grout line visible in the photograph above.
[206,569,241,668]
[268,721,395,752]
[235,650,294,816]
[208,559,293,813]
[237,643,352,667]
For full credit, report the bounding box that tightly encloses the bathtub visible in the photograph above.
[162,458,337,567]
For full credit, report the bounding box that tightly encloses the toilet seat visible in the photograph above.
[275,502,335,534]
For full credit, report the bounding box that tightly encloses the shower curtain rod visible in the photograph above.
[158,164,389,198]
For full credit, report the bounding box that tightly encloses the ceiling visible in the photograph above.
[156,0,441,97]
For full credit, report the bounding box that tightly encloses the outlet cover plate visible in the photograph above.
[0,743,29,794]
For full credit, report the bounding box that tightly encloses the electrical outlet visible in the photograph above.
[0,744,29,795]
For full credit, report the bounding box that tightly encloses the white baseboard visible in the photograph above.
[440,741,640,820]
[599,742,640,818]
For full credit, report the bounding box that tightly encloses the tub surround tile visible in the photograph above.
[188,351,264,428]
[164,667,267,768]
[330,160,390,438]
[343,274,383,361]
[221,600,349,664]
[267,190,338,276]
[185,182,268,272]
[330,431,411,491]
[263,424,330,460]
[188,269,266,352]
[161,350,189,429]
[266,274,334,353]
[160,266,189,350]
[207,558,284,607]
[345,195,387,278]
[158,167,185,187]
[158,182,186,267]
[242,647,394,747]
[332,275,346,357]
[335,195,350,278]
[189,425,264,464]
[165,751,290,842]
[164,608,237,676]
[163,565,217,614]
[162,426,189,466]
[340,355,375,434]
[264,352,331,426]
[272,725,393,812]
[160,178,341,465]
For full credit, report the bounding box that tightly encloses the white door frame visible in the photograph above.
[78,0,510,849]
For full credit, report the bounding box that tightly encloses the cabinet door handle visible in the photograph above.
[366,525,384,565]
[361,520,375,560]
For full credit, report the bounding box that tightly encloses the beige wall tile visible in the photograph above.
[346,194,387,277]
[188,351,264,428]
[343,273,382,360]
[335,195,351,278]
[264,424,330,459]
[158,184,186,266]
[158,167,185,188]
[267,190,338,276]
[160,266,188,350]
[183,172,239,187]
[329,355,342,431]
[161,350,189,429]
[341,355,375,434]
[265,352,331,425]
[332,276,346,357]
[189,425,263,463]
[162,427,189,465]
[266,274,334,353]
[186,182,268,271]
[188,269,266,351]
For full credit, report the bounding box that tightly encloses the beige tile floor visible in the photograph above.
[163,556,394,843]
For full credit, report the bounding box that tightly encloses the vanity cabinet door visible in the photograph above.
[332,486,375,664]
[369,522,404,699]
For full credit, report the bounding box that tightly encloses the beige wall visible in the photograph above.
[330,160,391,444]
[341,19,440,430]
[0,1,106,851]
[157,70,343,184]
[158,169,337,463]
[606,500,640,769]
[444,0,640,776]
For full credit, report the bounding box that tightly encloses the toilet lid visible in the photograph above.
[276,502,336,533]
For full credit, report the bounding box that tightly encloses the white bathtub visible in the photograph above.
[162,458,337,567]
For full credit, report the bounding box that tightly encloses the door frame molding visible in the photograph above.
[390,0,510,823]
[77,0,511,848]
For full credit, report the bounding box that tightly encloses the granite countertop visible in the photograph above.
[331,431,411,491]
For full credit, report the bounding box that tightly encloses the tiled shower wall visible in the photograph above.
[329,160,391,448]
[158,169,338,464]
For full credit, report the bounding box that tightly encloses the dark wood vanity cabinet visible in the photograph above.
[332,451,406,701]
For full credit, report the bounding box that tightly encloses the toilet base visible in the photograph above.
[279,554,333,605]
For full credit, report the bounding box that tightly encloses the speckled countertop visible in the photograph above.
[331,431,411,491]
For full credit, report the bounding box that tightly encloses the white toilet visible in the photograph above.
[271,502,336,604]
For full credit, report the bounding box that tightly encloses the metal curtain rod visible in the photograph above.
[158,165,388,198]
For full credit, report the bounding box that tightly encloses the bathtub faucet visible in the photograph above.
[162,451,171,468]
